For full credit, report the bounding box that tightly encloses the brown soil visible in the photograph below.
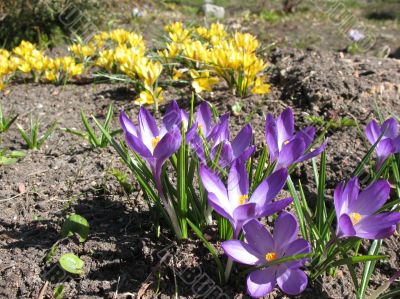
[1,48,399,298]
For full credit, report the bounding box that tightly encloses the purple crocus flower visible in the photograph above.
[348,29,365,42]
[222,214,311,297]
[265,108,327,171]
[212,124,255,168]
[188,102,254,167]
[365,118,400,169]
[199,160,292,237]
[335,177,400,239]
[119,104,182,191]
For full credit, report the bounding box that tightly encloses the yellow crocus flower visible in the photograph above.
[251,76,271,94]
[190,69,219,93]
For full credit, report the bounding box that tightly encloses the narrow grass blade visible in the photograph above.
[100,104,113,146]
[358,240,382,299]
[316,151,327,233]
[251,145,268,192]
[16,124,33,149]
[177,124,188,238]
[331,255,386,268]
[82,110,100,146]
[38,121,57,148]
[63,128,88,138]
[287,175,308,241]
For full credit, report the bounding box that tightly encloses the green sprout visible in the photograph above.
[16,116,57,150]
[63,104,121,148]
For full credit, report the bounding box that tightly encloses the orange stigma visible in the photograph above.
[350,212,362,225]
[151,136,161,149]
[238,194,248,205]
[265,252,278,262]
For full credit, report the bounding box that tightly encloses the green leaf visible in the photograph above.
[109,168,134,194]
[9,150,26,159]
[0,156,17,165]
[316,151,327,234]
[177,124,188,238]
[81,109,100,146]
[100,104,113,146]
[38,121,57,148]
[53,285,65,299]
[331,254,386,268]
[59,253,85,275]
[287,176,308,241]
[16,123,33,149]
[61,214,90,243]
[359,240,383,298]
[46,244,58,263]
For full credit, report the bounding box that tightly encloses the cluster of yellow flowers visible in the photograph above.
[159,22,271,97]
[71,29,162,106]
[0,23,270,105]
[0,41,85,89]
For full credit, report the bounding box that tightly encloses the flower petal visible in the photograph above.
[247,268,277,298]
[275,137,306,170]
[208,192,233,221]
[186,123,198,143]
[243,219,275,254]
[256,197,293,218]
[337,214,356,238]
[228,160,249,209]
[119,110,138,136]
[382,118,398,139]
[250,168,288,208]
[376,138,395,169]
[334,178,359,216]
[296,126,315,148]
[365,119,381,145]
[231,124,253,159]
[162,100,182,132]
[295,139,328,163]
[138,107,159,149]
[277,268,308,295]
[237,146,256,163]
[209,113,229,145]
[197,102,213,137]
[125,131,153,158]
[393,136,400,153]
[355,212,400,239]
[265,113,279,162]
[277,108,294,150]
[222,240,262,265]
[349,179,390,215]
[274,212,298,253]
[283,239,311,268]
[153,126,182,161]
[232,203,256,221]
[199,165,229,210]
[216,141,234,169]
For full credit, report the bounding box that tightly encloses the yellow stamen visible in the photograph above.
[151,136,161,149]
[265,252,278,262]
[283,140,290,145]
[350,212,362,225]
[238,194,248,205]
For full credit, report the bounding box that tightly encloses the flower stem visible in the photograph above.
[224,257,234,283]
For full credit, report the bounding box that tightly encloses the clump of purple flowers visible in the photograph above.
[115,100,400,298]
